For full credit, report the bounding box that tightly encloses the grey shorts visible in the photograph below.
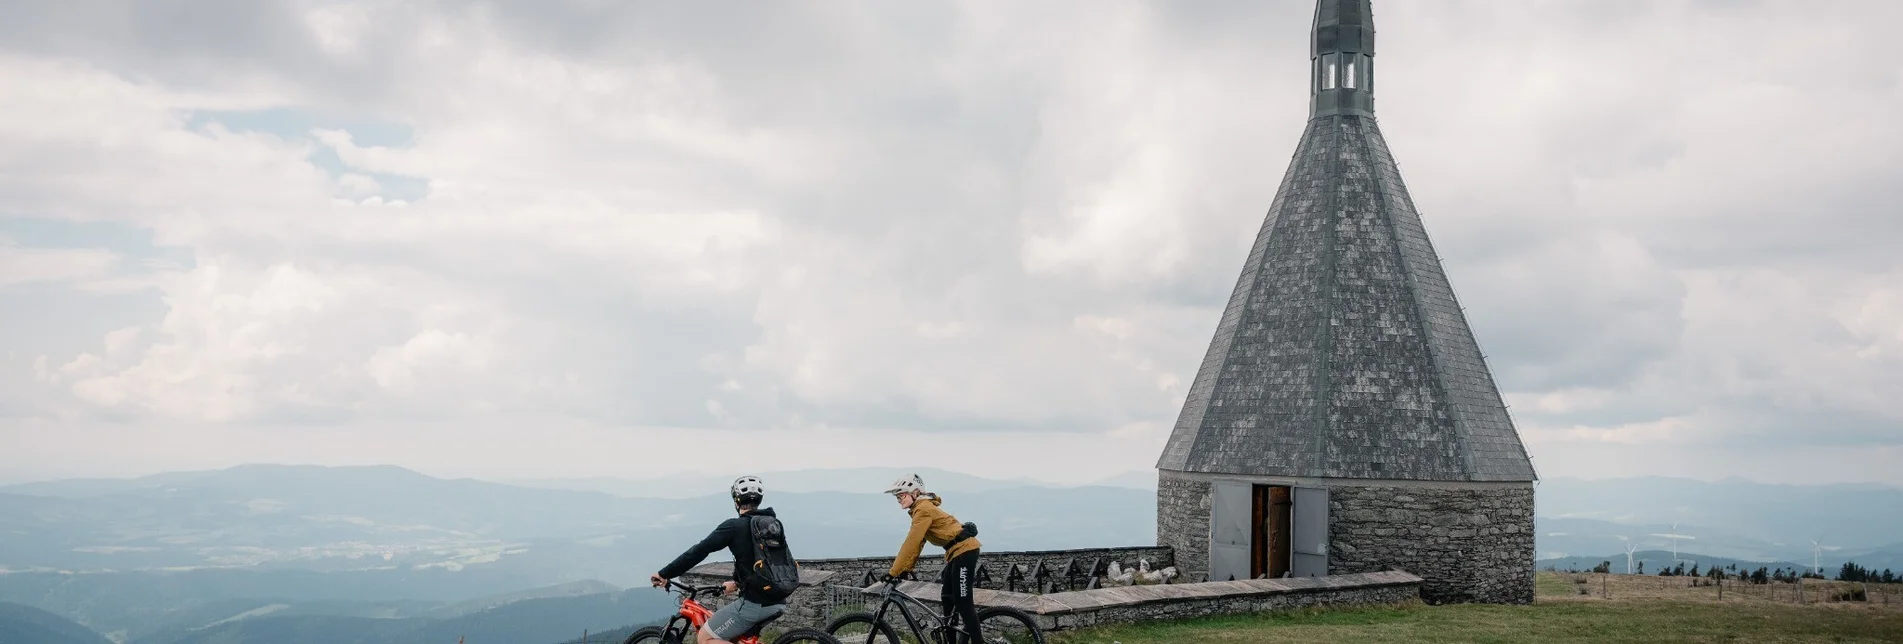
[708,597,785,640]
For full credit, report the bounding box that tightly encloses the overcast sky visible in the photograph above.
[3,0,1899,487]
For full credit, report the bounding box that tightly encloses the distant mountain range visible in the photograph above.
[0,464,1894,643]
[0,464,1156,642]
[0,602,113,644]
[1529,477,1903,569]
[0,464,1158,575]
[1533,516,1903,572]
[136,589,667,644]
[1533,477,1903,550]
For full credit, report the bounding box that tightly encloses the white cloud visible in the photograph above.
[0,0,1898,486]
[0,237,119,286]
[365,328,491,397]
[101,327,142,359]
[1,47,787,425]
[303,2,374,59]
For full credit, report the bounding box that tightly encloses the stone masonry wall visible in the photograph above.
[1328,483,1534,604]
[1157,474,1212,580]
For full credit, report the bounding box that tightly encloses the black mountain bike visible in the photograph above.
[824,580,1045,644]
[625,580,840,644]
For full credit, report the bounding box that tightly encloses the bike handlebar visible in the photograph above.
[657,579,727,599]
[868,579,919,600]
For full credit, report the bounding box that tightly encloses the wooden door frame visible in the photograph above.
[1269,485,1292,578]
[1250,484,1294,579]
[1250,485,1267,578]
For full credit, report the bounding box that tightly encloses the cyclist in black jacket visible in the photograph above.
[651,476,785,644]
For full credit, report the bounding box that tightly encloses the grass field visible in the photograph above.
[1051,572,1903,643]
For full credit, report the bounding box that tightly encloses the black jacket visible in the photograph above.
[656,507,783,606]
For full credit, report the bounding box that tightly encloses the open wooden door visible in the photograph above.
[1290,486,1329,577]
[1208,480,1250,582]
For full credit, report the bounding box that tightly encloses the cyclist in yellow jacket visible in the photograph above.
[883,473,982,644]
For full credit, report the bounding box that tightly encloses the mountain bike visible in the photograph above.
[626,580,841,644]
[824,579,1045,644]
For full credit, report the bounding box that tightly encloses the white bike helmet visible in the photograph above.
[883,473,924,496]
[731,475,765,504]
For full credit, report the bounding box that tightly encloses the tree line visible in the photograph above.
[1835,562,1897,584]
[1568,560,1897,585]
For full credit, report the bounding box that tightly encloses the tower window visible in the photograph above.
[1323,54,1338,90]
[1344,59,1356,89]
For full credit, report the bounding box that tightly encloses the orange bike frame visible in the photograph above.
[676,594,760,644]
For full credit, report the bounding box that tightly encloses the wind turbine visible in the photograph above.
[1649,522,1697,569]
[1810,538,1836,577]
[1621,537,1639,574]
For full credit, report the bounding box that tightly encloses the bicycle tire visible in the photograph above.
[974,606,1046,644]
[822,612,901,644]
[623,625,680,644]
[771,626,846,644]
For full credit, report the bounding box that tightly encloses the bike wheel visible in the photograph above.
[622,625,678,644]
[823,612,900,644]
[974,606,1045,644]
[771,626,846,644]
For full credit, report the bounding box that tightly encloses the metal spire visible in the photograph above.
[1311,0,1375,118]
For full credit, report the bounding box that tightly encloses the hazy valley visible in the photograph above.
[0,465,1896,643]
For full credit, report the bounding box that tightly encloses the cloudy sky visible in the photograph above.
[3,0,1899,487]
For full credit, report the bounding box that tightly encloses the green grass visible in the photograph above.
[1053,601,1903,643]
[1537,573,1579,597]
[1051,574,1903,644]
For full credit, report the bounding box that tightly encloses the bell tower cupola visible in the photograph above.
[1311,0,1375,118]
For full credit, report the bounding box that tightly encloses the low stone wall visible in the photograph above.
[834,570,1423,632]
[680,558,1421,633]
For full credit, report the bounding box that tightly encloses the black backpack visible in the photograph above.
[947,521,978,548]
[746,514,802,602]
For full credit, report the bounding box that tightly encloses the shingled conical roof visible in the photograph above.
[1156,0,1536,482]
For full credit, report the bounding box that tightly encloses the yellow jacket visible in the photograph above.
[888,494,981,577]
